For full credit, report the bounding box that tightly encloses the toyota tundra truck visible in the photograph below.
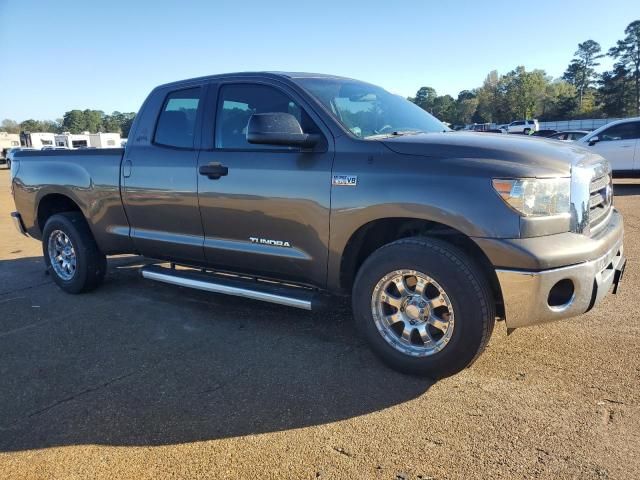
[9,72,626,378]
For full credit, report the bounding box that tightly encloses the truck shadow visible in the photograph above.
[0,256,433,452]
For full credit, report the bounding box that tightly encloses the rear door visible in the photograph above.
[122,84,206,264]
[588,121,639,172]
[196,79,334,287]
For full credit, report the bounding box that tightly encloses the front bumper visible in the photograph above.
[492,208,625,329]
[11,212,28,236]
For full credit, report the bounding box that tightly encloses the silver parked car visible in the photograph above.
[548,130,589,142]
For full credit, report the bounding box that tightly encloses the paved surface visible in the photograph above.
[0,168,638,479]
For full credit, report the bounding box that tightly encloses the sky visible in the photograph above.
[0,0,638,122]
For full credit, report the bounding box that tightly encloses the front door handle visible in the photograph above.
[123,159,132,178]
[199,162,228,180]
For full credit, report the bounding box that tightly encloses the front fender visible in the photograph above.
[326,147,521,291]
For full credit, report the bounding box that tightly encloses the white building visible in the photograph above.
[54,132,91,149]
[0,132,20,153]
[89,132,121,148]
[21,132,56,148]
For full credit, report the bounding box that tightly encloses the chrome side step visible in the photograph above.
[140,265,317,310]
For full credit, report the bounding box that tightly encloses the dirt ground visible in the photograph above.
[0,168,638,479]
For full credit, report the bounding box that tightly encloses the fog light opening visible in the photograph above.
[548,279,575,308]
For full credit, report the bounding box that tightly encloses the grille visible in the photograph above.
[588,167,612,230]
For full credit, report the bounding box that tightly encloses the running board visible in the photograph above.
[140,265,319,310]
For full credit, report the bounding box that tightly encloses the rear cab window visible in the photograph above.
[154,87,202,148]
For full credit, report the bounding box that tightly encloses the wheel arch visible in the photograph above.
[36,192,86,237]
[337,217,504,320]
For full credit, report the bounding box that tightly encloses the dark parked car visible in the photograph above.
[531,129,558,138]
[10,72,626,377]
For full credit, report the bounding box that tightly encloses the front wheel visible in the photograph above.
[352,237,495,378]
[42,212,107,293]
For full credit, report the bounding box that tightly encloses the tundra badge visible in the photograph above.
[250,237,292,248]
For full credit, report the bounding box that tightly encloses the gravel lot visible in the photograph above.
[0,168,638,479]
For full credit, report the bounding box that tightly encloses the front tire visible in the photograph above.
[352,237,494,378]
[42,212,107,293]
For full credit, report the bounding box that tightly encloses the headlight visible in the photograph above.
[492,178,570,217]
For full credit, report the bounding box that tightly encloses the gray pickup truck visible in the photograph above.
[10,72,626,377]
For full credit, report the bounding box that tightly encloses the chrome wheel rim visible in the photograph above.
[48,230,77,281]
[371,269,455,357]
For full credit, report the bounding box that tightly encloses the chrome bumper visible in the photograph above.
[11,212,27,236]
[497,240,625,329]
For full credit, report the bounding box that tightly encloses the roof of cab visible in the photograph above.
[154,71,355,90]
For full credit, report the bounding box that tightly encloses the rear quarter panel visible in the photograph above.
[12,149,133,254]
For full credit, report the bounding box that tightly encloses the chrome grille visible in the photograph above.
[588,167,612,230]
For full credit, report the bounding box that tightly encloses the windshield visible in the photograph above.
[296,77,449,139]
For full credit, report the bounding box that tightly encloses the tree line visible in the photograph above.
[409,20,640,125]
[1,110,136,137]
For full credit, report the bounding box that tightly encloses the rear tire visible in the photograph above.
[523,128,531,135]
[42,212,107,293]
[352,237,495,378]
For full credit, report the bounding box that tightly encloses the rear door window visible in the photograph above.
[155,87,201,148]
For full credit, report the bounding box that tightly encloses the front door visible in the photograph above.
[589,121,640,172]
[122,85,206,264]
[197,81,333,287]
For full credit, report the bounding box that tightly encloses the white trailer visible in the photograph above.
[89,133,121,148]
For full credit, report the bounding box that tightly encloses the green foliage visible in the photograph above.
[431,94,455,122]
[563,40,603,110]
[608,20,640,115]
[19,119,61,133]
[455,90,479,124]
[413,87,438,112]
[1,119,20,133]
[598,64,633,117]
[58,110,136,136]
[4,110,136,138]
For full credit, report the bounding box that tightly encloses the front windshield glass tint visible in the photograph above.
[296,78,448,139]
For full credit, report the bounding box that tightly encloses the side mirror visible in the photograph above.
[588,136,600,146]
[247,112,320,149]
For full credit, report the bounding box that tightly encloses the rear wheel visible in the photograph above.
[42,212,106,293]
[352,237,494,378]
[523,128,531,135]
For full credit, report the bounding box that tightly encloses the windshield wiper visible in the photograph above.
[366,130,425,139]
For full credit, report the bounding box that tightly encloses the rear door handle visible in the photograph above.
[199,162,228,180]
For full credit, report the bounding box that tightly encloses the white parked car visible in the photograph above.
[577,117,640,174]
[507,119,539,134]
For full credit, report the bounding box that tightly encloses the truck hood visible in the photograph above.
[380,132,601,177]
